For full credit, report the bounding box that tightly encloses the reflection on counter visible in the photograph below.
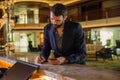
[30,75,57,80]
[0,57,73,80]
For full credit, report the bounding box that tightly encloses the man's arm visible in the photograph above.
[40,25,51,62]
[66,23,86,64]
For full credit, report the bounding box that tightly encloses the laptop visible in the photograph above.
[2,60,39,80]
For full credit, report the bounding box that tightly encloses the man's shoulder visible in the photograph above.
[44,23,52,29]
[45,23,52,27]
[65,21,81,27]
[65,21,81,29]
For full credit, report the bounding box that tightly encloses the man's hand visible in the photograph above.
[48,57,67,65]
[35,56,45,64]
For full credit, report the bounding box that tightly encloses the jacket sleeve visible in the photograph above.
[40,25,51,61]
[66,23,86,64]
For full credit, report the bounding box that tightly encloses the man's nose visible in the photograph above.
[52,20,57,24]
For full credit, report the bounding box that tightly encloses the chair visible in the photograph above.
[95,48,113,61]
[28,41,39,52]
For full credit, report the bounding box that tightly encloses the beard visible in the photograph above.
[54,23,62,28]
[53,21,64,28]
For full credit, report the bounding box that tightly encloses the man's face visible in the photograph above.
[50,12,67,28]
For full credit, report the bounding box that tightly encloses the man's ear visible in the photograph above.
[64,16,67,20]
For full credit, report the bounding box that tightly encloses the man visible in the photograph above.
[36,3,86,65]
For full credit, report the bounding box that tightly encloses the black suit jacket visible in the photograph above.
[40,21,86,64]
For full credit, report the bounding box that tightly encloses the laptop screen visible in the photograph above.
[2,60,39,80]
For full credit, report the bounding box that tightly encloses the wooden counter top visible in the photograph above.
[0,57,120,80]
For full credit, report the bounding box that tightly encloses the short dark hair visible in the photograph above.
[50,3,67,16]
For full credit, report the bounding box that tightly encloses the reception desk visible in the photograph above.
[0,57,120,80]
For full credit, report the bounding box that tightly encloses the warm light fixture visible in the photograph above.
[13,0,81,6]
